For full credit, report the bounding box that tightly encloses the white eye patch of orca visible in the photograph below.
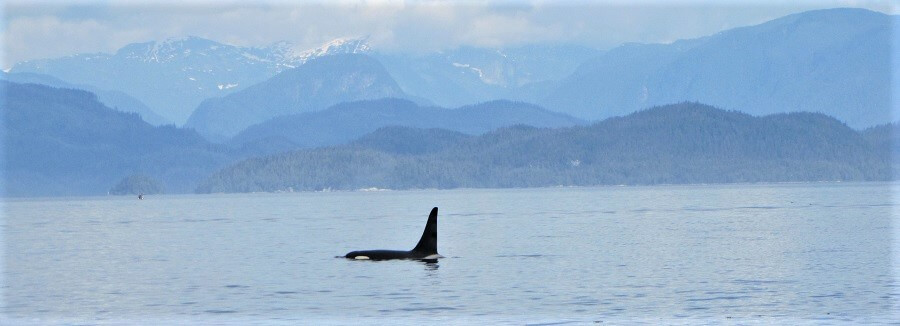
[354,256,370,260]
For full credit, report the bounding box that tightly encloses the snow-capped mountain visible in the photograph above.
[10,36,372,124]
[293,37,372,64]
[9,32,593,126]
[185,54,407,141]
[374,44,599,107]
[245,37,372,71]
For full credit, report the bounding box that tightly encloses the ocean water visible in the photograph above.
[2,183,897,324]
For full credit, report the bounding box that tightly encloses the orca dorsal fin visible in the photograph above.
[411,207,438,254]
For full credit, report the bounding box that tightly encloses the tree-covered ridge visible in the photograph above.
[2,82,232,196]
[197,102,892,193]
[1,71,170,126]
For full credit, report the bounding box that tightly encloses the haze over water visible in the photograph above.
[3,182,897,324]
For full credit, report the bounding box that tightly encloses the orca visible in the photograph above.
[345,207,443,261]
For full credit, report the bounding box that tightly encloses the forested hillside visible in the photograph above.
[197,102,892,193]
[1,82,231,196]
[1,72,170,125]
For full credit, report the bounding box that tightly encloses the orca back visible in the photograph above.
[411,207,438,254]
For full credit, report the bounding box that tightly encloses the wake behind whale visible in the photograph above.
[344,207,443,261]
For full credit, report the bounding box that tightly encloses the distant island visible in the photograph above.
[109,174,164,195]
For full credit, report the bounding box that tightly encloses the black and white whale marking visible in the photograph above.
[344,207,443,261]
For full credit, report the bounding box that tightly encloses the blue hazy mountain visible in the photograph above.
[197,102,891,193]
[541,8,895,128]
[8,35,592,125]
[9,8,893,129]
[228,98,584,153]
[375,44,599,107]
[0,71,170,125]
[184,54,408,142]
[1,82,230,196]
[9,36,371,124]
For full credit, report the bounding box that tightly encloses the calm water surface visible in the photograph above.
[2,183,898,324]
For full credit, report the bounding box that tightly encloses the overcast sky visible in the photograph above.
[2,0,896,69]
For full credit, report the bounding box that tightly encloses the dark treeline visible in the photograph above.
[197,102,894,193]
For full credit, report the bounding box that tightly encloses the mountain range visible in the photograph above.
[3,8,896,197]
[10,79,893,197]
[2,82,578,196]
[541,8,897,128]
[10,8,894,132]
[10,36,589,126]
[228,98,584,153]
[10,36,372,124]
[197,102,893,193]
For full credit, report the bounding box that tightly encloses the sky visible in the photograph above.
[1,0,896,69]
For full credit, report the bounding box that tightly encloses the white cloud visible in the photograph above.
[4,15,156,66]
[2,0,895,68]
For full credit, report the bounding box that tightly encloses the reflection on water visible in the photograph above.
[340,257,440,269]
[2,182,897,324]
[420,260,439,269]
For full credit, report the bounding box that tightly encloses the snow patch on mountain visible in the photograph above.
[452,62,494,85]
[295,37,371,62]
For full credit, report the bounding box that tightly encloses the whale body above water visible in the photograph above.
[344,207,443,261]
